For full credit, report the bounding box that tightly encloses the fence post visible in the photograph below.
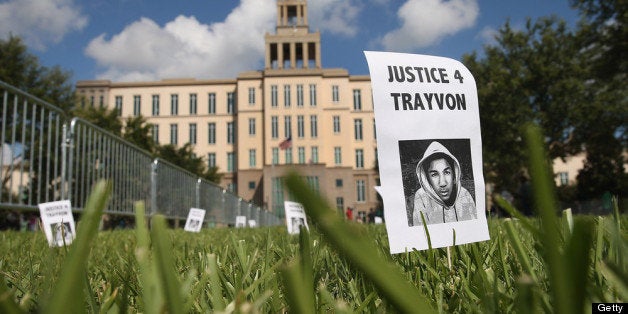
[196,178,201,209]
[60,123,67,200]
[222,189,226,226]
[150,159,158,223]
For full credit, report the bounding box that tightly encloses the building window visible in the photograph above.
[271,116,279,139]
[306,176,319,192]
[248,87,255,105]
[297,115,304,138]
[89,95,94,107]
[332,85,339,102]
[336,179,343,187]
[249,118,256,136]
[309,84,317,107]
[152,124,159,144]
[189,123,197,144]
[559,172,569,186]
[353,89,362,111]
[227,152,235,172]
[272,148,279,165]
[227,183,236,193]
[227,122,235,144]
[227,92,235,114]
[271,85,278,107]
[208,123,216,144]
[373,118,377,139]
[297,84,304,107]
[249,149,256,167]
[354,119,363,140]
[310,115,318,138]
[298,147,305,164]
[333,116,341,134]
[170,124,178,145]
[284,116,292,138]
[272,177,284,216]
[150,95,159,116]
[208,93,216,114]
[336,197,344,212]
[99,95,104,107]
[334,147,342,165]
[285,147,293,164]
[311,146,318,163]
[133,95,141,116]
[115,96,123,116]
[355,149,364,169]
[284,85,291,107]
[169,94,178,115]
[189,93,197,115]
[207,153,216,168]
[248,181,256,190]
[357,180,366,202]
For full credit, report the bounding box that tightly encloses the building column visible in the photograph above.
[303,42,309,69]
[303,5,308,25]
[265,42,271,69]
[290,42,296,69]
[315,42,321,68]
[278,42,284,69]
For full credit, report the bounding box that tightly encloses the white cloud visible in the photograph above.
[381,0,479,51]
[0,0,88,50]
[308,0,362,37]
[85,0,275,82]
[477,26,498,46]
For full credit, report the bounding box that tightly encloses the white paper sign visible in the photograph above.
[284,201,309,235]
[184,208,206,232]
[235,215,247,228]
[38,200,76,247]
[374,216,383,224]
[248,220,257,227]
[365,51,490,253]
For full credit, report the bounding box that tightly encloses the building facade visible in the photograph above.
[76,0,379,219]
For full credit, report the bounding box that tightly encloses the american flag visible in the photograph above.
[279,136,292,150]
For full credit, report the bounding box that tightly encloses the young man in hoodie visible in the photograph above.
[412,141,476,226]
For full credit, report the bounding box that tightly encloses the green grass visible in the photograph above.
[0,124,625,313]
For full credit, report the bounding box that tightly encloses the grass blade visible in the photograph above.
[150,215,185,314]
[284,171,436,314]
[44,180,111,314]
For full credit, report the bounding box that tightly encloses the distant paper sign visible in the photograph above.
[235,216,247,228]
[284,201,309,235]
[38,200,75,247]
[184,208,206,232]
[248,220,257,227]
[374,216,383,224]
[365,51,490,253]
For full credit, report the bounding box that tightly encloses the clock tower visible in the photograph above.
[264,0,321,70]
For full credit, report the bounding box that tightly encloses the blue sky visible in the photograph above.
[0,0,580,83]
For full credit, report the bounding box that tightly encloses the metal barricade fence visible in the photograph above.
[67,118,153,215]
[0,80,280,227]
[1,80,68,211]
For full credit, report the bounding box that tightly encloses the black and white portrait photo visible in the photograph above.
[51,222,73,245]
[399,139,477,226]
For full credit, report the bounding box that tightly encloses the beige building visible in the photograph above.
[76,0,379,219]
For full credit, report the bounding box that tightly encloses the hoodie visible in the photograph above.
[412,141,476,226]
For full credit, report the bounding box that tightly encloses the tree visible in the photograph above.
[123,115,156,153]
[463,17,587,192]
[1,36,75,203]
[71,105,123,136]
[155,144,222,184]
[570,0,627,198]
[0,36,75,110]
[463,1,627,201]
